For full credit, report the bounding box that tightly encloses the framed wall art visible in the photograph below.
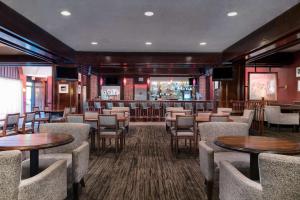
[248,73,277,100]
[58,84,69,94]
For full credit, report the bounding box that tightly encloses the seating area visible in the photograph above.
[1,1,300,200]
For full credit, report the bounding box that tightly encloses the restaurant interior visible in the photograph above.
[0,1,300,200]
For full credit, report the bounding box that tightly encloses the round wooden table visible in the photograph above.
[0,133,74,177]
[214,136,300,180]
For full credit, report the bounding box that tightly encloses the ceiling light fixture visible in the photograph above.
[227,11,238,17]
[91,41,98,45]
[60,10,71,16]
[145,42,152,46]
[199,42,207,46]
[144,11,154,17]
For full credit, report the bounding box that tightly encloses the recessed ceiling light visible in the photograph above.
[91,41,98,45]
[144,11,154,17]
[145,42,152,46]
[199,42,207,46]
[227,11,238,17]
[60,10,71,16]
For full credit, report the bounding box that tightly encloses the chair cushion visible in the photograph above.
[171,129,194,136]
[99,129,122,136]
[214,151,250,171]
[22,153,73,187]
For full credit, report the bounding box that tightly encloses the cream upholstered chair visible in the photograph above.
[217,107,232,114]
[219,153,300,200]
[171,115,196,153]
[230,109,255,128]
[198,122,250,200]
[22,123,90,197]
[265,106,299,129]
[0,150,67,200]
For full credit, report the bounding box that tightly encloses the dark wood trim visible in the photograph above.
[223,3,300,61]
[0,2,75,63]
[0,55,50,65]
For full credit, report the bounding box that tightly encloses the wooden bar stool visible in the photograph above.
[129,102,139,121]
[152,102,161,121]
[140,102,151,121]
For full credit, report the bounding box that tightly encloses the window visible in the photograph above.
[0,77,22,118]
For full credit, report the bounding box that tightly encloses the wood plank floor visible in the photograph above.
[79,123,208,200]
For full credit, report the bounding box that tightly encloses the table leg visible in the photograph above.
[250,153,259,180]
[30,149,39,177]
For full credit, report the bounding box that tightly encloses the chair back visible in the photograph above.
[84,111,98,119]
[0,150,22,200]
[184,103,193,110]
[259,153,300,200]
[102,109,111,115]
[129,102,137,109]
[20,112,35,133]
[40,123,90,154]
[243,109,255,127]
[198,122,249,151]
[71,107,76,113]
[106,102,113,109]
[2,113,20,136]
[171,111,186,118]
[32,106,39,112]
[176,115,194,130]
[118,102,125,107]
[210,114,229,122]
[62,107,71,118]
[141,102,148,109]
[94,102,101,109]
[152,102,161,109]
[66,114,84,123]
[196,102,205,110]
[206,102,213,110]
[25,112,35,123]
[98,115,118,129]
[174,102,182,107]
[265,106,281,124]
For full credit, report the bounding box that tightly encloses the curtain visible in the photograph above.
[0,77,23,118]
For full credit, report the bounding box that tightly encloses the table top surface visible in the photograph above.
[215,136,300,155]
[85,116,127,122]
[0,133,74,151]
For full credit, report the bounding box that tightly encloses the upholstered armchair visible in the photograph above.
[219,153,300,200]
[22,123,90,197]
[230,109,255,128]
[198,122,249,200]
[0,150,67,200]
[265,106,299,129]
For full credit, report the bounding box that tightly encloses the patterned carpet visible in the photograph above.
[78,123,300,200]
[79,123,207,200]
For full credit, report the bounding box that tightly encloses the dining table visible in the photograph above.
[0,133,74,177]
[214,136,300,180]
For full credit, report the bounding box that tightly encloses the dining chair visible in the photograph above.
[66,114,84,123]
[1,150,67,200]
[98,114,124,153]
[184,102,194,114]
[94,101,102,113]
[106,102,113,110]
[196,102,205,111]
[219,153,300,200]
[51,107,71,123]
[33,106,49,130]
[0,113,20,136]
[19,112,35,134]
[205,102,214,111]
[198,122,250,200]
[171,115,196,154]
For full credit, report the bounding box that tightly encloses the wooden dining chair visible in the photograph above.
[19,112,35,134]
[33,106,49,130]
[66,114,84,123]
[0,113,20,136]
[98,114,124,153]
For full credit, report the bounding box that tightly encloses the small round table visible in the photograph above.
[214,136,300,180]
[0,133,74,177]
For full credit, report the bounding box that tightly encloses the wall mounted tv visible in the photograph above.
[212,66,233,81]
[105,76,120,85]
[56,67,78,80]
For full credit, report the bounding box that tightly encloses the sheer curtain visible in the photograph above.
[0,77,23,119]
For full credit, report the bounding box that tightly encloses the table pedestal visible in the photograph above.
[30,150,39,177]
[250,153,259,180]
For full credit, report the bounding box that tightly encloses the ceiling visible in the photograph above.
[280,43,300,52]
[0,43,26,55]
[2,0,300,52]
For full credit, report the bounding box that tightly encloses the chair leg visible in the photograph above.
[80,178,85,187]
[115,136,118,153]
[73,183,79,200]
[205,180,213,200]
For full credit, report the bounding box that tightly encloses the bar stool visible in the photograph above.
[174,102,182,107]
[118,102,125,107]
[162,102,171,119]
[140,102,151,121]
[94,102,102,113]
[106,102,113,110]
[196,102,205,112]
[129,102,139,120]
[152,102,161,121]
[184,102,194,114]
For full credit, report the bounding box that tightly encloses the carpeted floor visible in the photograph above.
[79,122,207,200]
[78,122,300,200]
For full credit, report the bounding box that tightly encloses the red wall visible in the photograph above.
[245,52,300,104]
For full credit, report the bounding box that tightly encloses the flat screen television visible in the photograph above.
[212,66,233,81]
[105,76,120,85]
[56,67,78,80]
